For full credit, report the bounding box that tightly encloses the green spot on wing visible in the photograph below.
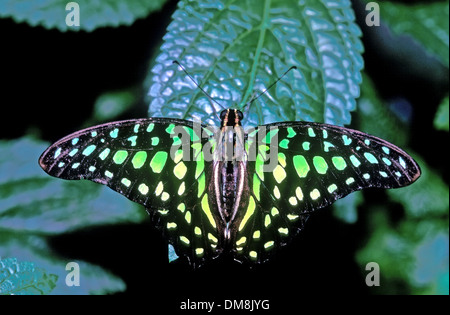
[328,184,338,193]
[324,141,335,152]
[173,162,187,180]
[313,156,328,174]
[165,124,175,134]
[69,148,78,157]
[195,152,205,179]
[399,157,407,169]
[332,156,347,171]
[382,157,392,166]
[342,135,352,145]
[150,151,168,173]
[273,165,287,183]
[287,127,297,138]
[146,123,155,133]
[121,178,131,187]
[264,241,274,250]
[310,189,321,200]
[197,173,206,197]
[180,236,190,245]
[253,173,261,201]
[127,135,137,146]
[277,153,286,166]
[255,153,265,180]
[239,196,256,231]
[185,211,192,224]
[302,142,311,151]
[99,148,110,160]
[151,137,160,146]
[293,155,310,178]
[172,136,182,146]
[263,128,279,144]
[264,214,271,227]
[279,139,289,149]
[350,155,361,167]
[110,128,119,138]
[201,194,216,229]
[177,203,186,212]
[364,152,378,164]
[113,150,128,164]
[138,183,149,195]
[82,145,96,156]
[183,126,200,142]
[132,151,147,169]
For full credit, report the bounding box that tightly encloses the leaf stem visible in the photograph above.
[239,0,271,112]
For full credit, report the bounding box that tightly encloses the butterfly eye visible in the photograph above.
[237,110,244,120]
[220,110,228,120]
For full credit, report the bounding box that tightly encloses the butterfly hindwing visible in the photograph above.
[233,121,421,264]
[39,118,222,267]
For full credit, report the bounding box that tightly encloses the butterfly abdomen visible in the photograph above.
[222,164,237,218]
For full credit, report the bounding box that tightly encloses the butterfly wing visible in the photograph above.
[233,121,421,264]
[39,118,222,267]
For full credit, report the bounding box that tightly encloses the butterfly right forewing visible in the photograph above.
[232,121,421,264]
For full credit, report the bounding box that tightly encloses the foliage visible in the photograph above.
[148,0,363,127]
[371,0,449,68]
[0,0,169,31]
[434,97,449,132]
[0,257,58,295]
[0,138,140,294]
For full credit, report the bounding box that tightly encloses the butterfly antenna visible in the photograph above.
[242,66,298,112]
[173,61,224,120]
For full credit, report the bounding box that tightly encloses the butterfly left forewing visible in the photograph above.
[39,118,222,267]
[232,122,421,264]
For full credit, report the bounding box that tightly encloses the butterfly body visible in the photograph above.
[214,109,248,243]
[39,109,421,267]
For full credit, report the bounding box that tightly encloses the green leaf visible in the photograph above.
[0,137,143,294]
[375,0,450,67]
[90,86,141,124]
[357,72,408,147]
[332,191,363,224]
[356,209,449,294]
[148,0,364,126]
[0,257,58,295]
[0,0,168,32]
[0,138,146,235]
[388,154,449,219]
[413,232,449,295]
[434,96,449,132]
[0,232,126,295]
[355,72,449,294]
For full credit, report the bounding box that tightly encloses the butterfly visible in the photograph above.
[39,105,421,268]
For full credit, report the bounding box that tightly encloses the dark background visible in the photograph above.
[1,0,448,303]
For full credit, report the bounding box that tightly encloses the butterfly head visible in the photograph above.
[220,109,244,127]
